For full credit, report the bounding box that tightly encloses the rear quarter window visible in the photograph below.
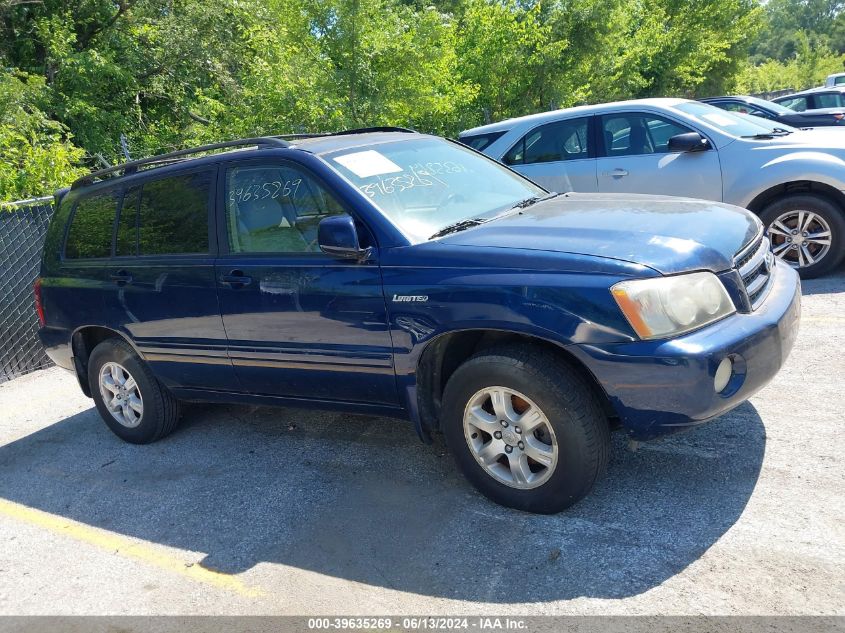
[64,189,120,259]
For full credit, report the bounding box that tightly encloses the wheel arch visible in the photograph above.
[414,329,618,435]
[70,326,139,397]
[746,180,845,216]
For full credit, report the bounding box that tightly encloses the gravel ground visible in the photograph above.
[0,271,843,616]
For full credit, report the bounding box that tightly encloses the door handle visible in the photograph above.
[110,270,133,285]
[602,168,629,178]
[220,270,252,287]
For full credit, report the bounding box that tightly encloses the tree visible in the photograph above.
[0,70,85,202]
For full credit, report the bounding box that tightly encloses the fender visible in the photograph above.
[728,151,845,210]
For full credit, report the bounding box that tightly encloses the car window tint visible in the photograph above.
[115,186,140,257]
[225,164,345,254]
[815,93,845,108]
[835,77,845,86]
[719,102,772,119]
[65,189,119,259]
[778,96,807,112]
[137,171,211,255]
[459,131,506,152]
[601,114,693,156]
[504,118,590,165]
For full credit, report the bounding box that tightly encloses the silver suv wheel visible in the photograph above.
[768,210,832,269]
[98,361,144,428]
[463,386,558,490]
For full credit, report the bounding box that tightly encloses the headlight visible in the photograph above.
[611,272,735,340]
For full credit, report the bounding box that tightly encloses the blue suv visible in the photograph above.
[36,128,801,513]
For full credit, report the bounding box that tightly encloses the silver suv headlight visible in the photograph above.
[611,272,736,340]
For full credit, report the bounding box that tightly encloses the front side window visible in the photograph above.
[225,164,345,253]
[601,113,694,156]
[137,171,211,255]
[504,118,590,165]
[65,189,120,259]
[326,137,544,242]
[777,96,808,112]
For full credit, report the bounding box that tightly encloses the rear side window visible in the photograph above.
[135,171,212,255]
[64,190,120,259]
[458,131,506,152]
[504,118,590,165]
[815,93,845,108]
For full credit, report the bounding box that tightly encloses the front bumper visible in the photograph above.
[568,260,801,440]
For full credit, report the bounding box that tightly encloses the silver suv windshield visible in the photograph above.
[325,137,545,242]
[673,101,794,137]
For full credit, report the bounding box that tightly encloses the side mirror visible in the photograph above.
[318,214,372,261]
[667,132,710,153]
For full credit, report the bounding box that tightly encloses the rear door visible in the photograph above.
[502,117,598,193]
[595,112,723,201]
[215,159,398,405]
[97,167,237,391]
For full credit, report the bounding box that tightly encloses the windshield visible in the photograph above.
[745,96,795,116]
[326,138,545,241]
[672,101,793,137]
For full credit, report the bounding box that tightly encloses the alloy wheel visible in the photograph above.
[767,210,833,269]
[98,362,144,428]
[462,386,558,490]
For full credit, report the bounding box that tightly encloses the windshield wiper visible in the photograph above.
[742,127,793,139]
[428,193,559,239]
[511,192,560,209]
[429,218,487,239]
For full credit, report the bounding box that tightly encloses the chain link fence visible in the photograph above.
[0,197,55,384]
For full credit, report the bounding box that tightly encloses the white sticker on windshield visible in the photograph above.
[333,150,403,178]
[701,112,737,127]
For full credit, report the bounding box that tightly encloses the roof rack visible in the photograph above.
[71,136,291,189]
[274,126,417,141]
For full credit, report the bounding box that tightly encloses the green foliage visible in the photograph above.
[739,32,845,93]
[3,0,840,202]
[0,70,85,203]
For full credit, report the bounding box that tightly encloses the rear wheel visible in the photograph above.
[88,338,181,444]
[760,194,845,278]
[441,346,610,513]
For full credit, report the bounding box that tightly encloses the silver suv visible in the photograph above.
[460,98,845,277]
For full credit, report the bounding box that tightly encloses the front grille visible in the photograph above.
[734,233,775,310]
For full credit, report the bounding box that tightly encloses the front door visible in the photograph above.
[215,159,398,405]
[595,112,723,201]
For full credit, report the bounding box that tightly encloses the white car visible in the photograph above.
[825,73,845,87]
[460,98,845,277]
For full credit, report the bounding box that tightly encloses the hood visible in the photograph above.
[439,193,762,275]
[748,128,845,148]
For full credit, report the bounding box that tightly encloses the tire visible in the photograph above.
[760,194,845,279]
[441,345,610,513]
[88,338,181,444]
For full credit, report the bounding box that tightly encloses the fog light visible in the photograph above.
[714,357,733,393]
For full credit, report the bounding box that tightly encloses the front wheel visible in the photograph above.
[761,194,845,279]
[441,346,610,513]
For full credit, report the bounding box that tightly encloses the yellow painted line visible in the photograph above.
[0,497,263,598]
[801,316,845,324]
